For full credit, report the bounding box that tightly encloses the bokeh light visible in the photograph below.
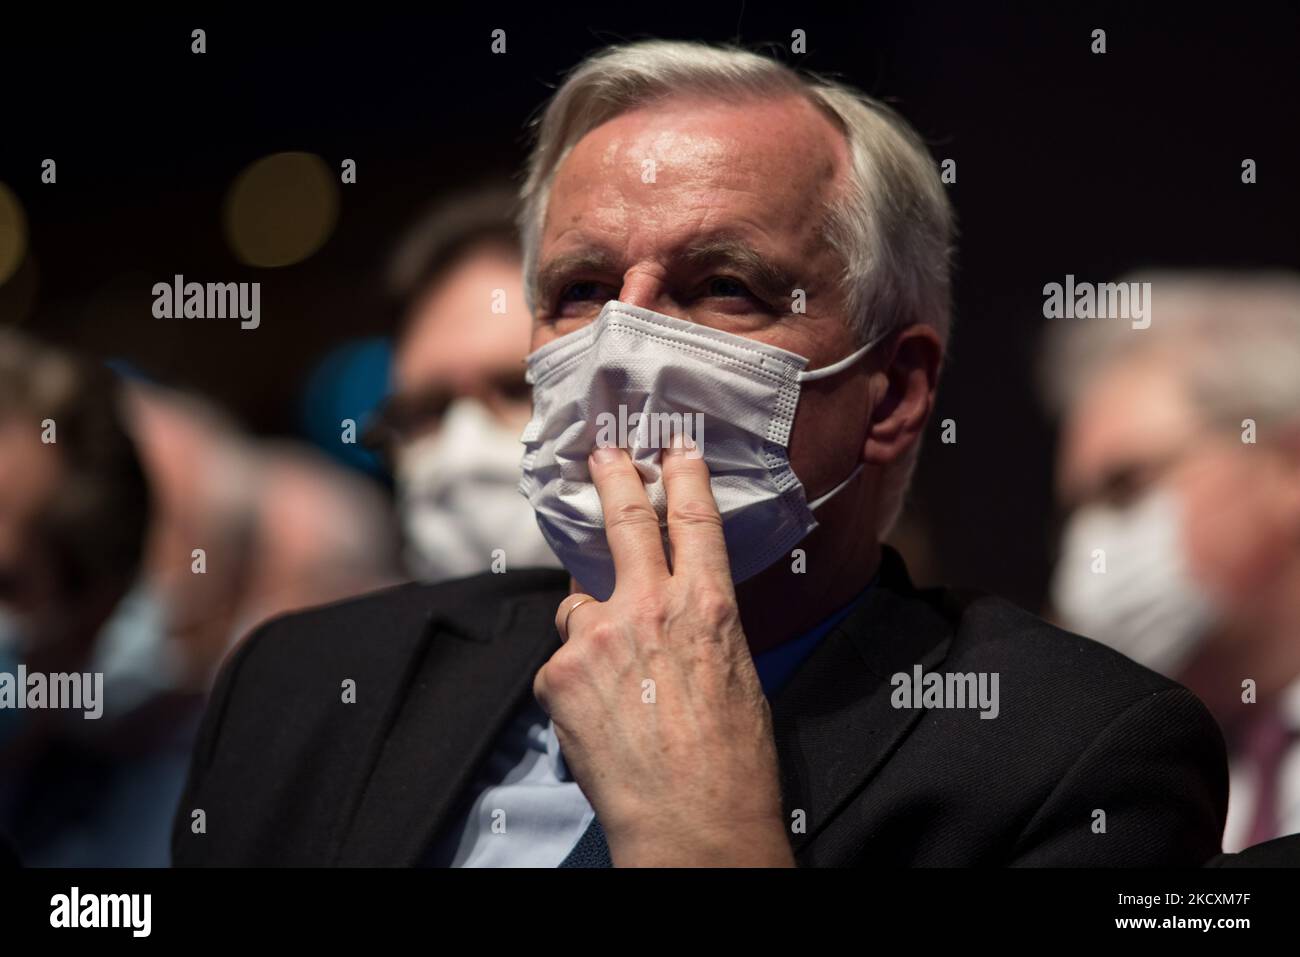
[0,181,28,287]
[222,152,339,268]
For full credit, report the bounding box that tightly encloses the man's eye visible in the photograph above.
[558,281,609,304]
[705,276,752,298]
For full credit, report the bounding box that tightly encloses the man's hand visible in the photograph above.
[533,442,795,867]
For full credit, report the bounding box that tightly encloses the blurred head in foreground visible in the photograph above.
[370,185,559,580]
[0,330,150,677]
[124,380,401,684]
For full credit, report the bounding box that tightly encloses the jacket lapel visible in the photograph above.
[333,580,566,866]
[770,548,954,860]
[331,550,947,866]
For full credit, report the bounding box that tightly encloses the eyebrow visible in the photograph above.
[534,249,621,306]
[533,237,801,306]
[681,238,800,303]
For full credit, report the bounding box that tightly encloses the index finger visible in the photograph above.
[588,445,670,589]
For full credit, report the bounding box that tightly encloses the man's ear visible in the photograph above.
[862,324,943,467]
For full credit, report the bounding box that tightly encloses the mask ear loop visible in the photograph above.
[798,326,892,508]
[807,462,864,510]
[797,327,892,382]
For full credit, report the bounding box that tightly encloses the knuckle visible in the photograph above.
[667,498,722,528]
[606,500,660,531]
[631,592,669,627]
[538,647,580,693]
[586,620,620,648]
[693,586,737,629]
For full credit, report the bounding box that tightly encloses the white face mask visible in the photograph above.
[87,580,184,722]
[519,299,886,600]
[1050,485,1219,676]
[396,397,560,582]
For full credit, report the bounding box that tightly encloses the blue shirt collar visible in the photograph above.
[752,578,874,698]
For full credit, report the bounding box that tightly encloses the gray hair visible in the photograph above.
[517,40,955,534]
[1040,270,1300,434]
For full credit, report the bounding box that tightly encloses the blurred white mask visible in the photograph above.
[1051,486,1219,676]
[396,397,559,582]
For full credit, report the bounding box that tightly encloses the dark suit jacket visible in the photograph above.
[1206,833,1300,867]
[172,548,1228,866]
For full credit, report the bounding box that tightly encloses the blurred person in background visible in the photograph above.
[122,381,261,694]
[366,185,560,581]
[0,333,403,866]
[234,440,402,637]
[125,381,402,687]
[0,330,178,866]
[1045,271,1300,852]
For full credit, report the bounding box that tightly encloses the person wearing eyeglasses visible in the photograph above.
[369,186,561,582]
[1045,271,1300,852]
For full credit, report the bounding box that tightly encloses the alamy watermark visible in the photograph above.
[50,887,151,937]
[891,665,1000,719]
[0,666,103,719]
[1042,274,1151,329]
[152,274,260,329]
[594,404,705,458]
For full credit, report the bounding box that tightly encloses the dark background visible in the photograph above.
[2,2,1297,609]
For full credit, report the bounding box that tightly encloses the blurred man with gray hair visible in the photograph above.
[175,40,1226,867]
[1046,271,1300,852]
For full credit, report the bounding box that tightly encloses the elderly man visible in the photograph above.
[1045,272,1300,853]
[173,41,1226,867]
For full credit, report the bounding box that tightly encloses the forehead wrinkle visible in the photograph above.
[561,94,844,214]
[540,95,852,299]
